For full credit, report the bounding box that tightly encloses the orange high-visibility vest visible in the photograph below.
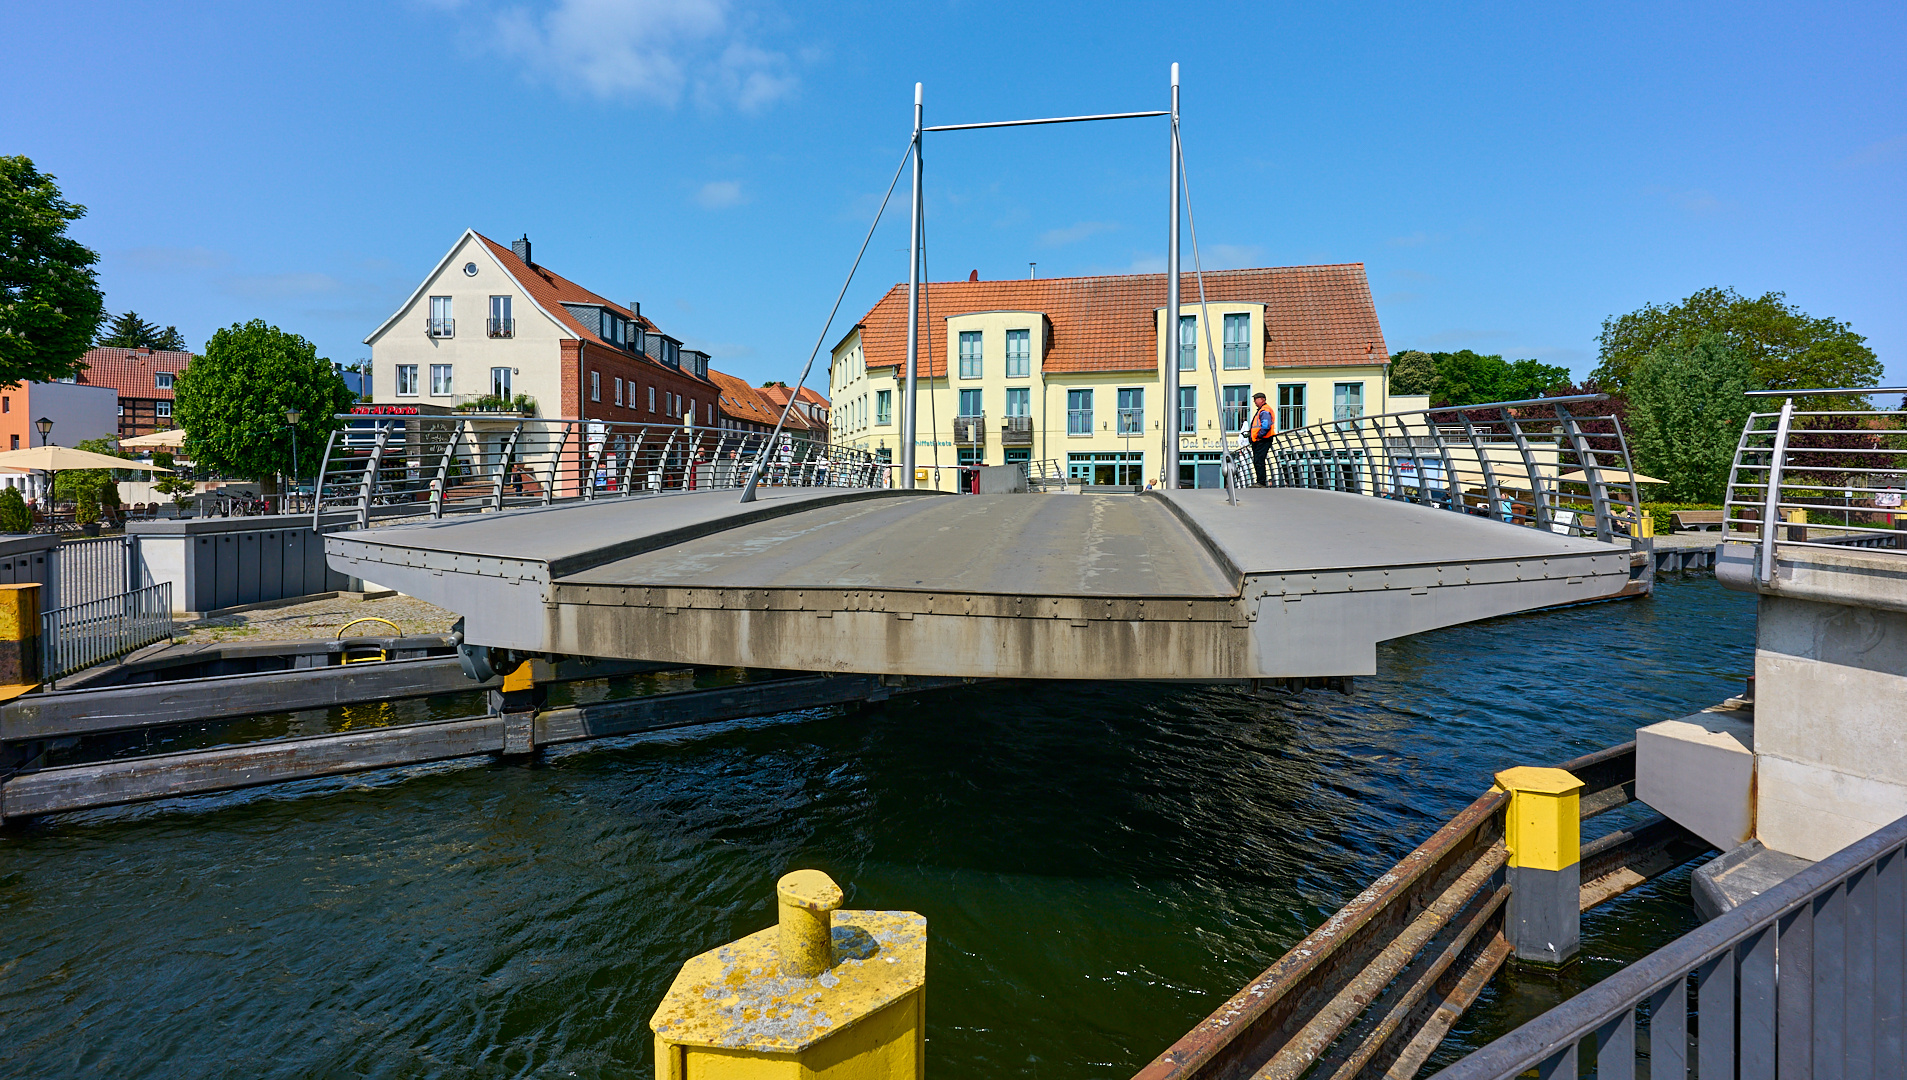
[1249,405,1275,442]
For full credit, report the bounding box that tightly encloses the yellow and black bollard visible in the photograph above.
[1495,766,1583,965]
[0,583,41,699]
[651,869,926,1079]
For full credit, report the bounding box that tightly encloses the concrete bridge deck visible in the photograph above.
[326,487,1634,680]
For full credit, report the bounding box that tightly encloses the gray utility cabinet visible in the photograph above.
[0,534,59,608]
[130,515,353,615]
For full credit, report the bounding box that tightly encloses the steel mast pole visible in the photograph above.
[1162,63,1181,488]
[901,83,923,490]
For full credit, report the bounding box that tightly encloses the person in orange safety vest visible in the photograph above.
[1245,392,1275,486]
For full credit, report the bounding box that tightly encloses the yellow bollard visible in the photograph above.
[1494,766,1583,965]
[651,870,926,1080]
[0,583,41,698]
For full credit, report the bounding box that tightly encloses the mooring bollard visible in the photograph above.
[650,869,926,1079]
[0,583,41,695]
[1495,766,1583,965]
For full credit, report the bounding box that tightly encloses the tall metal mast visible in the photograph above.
[900,83,923,489]
[1162,63,1181,488]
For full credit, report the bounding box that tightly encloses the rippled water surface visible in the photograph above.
[0,578,1754,1079]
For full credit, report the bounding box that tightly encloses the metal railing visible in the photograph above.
[1001,414,1034,445]
[1723,388,1907,584]
[309,416,888,531]
[57,535,149,609]
[1019,458,1069,492]
[953,414,986,445]
[1228,395,1644,544]
[485,317,514,338]
[1431,811,1907,1080]
[426,317,455,338]
[42,581,173,684]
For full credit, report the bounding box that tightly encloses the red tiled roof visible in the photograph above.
[758,383,831,410]
[76,347,192,399]
[708,368,813,430]
[852,265,1388,376]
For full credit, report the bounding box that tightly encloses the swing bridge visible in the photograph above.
[312,395,1652,682]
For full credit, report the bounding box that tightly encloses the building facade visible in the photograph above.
[0,380,122,497]
[828,265,1394,489]
[72,346,191,439]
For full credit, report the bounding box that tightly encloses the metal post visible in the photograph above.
[1497,766,1584,965]
[543,423,569,505]
[1504,412,1553,530]
[491,422,522,513]
[1760,396,1796,584]
[1459,413,1504,521]
[1556,407,1612,542]
[430,418,466,519]
[1162,62,1181,489]
[358,425,388,531]
[900,83,923,491]
[310,430,338,531]
[1429,413,1463,511]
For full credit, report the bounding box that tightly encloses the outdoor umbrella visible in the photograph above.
[1557,467,1668,486]
[117,429,186,450]
[0,446,172,472]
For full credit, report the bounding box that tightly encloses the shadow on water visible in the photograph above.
[0,577,1752,1079]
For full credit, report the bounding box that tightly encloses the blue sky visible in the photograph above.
[6,1,1902,389]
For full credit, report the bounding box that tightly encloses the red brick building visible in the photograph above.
[74,346,192,439]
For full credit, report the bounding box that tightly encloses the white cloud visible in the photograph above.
[694,179,747,208]
[1039,221,1118,247]
[485,0,795,110]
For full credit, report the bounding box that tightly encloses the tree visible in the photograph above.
[151,450,197,510]
[0,157,106,386]
[96,311,188,351]
[0,488,28,534]
[1388,350,1438,396]
[54,437,128,504]
[1593,287,1880,394]
[1416,350,1572,406]
[174,320,354,491]
[1626,333,1759,503]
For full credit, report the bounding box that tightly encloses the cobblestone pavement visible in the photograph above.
[175,593,463,644]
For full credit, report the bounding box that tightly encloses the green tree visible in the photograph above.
[0,488,28,534]
[54,437,129,503]
[174,320,353,491]
[1593,287,1880,394]
[97,311,188,351]
[1388,350,1438,396]
[151,450,197,510]
[1626,333,1759,503]
[0,157,106,386]
[1422,350,1572,406]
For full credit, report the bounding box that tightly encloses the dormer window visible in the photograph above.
[155,372,175,389]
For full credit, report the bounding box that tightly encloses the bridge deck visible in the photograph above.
[327,487,1636,680]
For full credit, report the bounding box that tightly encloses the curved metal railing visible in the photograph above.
[309,415,886,531]
[1226,395,1644,544]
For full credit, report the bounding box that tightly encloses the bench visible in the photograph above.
[1672,510,1725,532]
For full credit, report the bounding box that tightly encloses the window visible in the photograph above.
[1179,315,1197,371]
[1117,387,1144,435]
[615,377,623,406]
[958,389,983,418]
[156,401,172,418]
[7,435,14,451]
[1068,451,1143,486]
[429,296,453,337]
[1005,387,1030,417]
[1333,382,1365,421]
[3,396,9,413]
[591,371,600,402]
[648,386,656,412]
[1223,385,1252,431]
[958,447,985,466]
[958,331,982,379]
[1278,384,1306,431]
[1178,386,1197,434]
[155,372,175,389]
[876,447,893,464]
[397,364,419,396]
[1067,389,1093,435]
[430,364,453,396]
[490,367,511,399]
[687,398,696,425]
[875,389,892,425]
[489,295,513,338]
[1006,329,1031,378]
[1223,313,1251,369]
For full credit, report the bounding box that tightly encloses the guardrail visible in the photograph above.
[1429,810,1907,1080]
[1229,395,1644,544]
[41,581,173,684]
[1723,387,1907,584]
[1020,458,1069,492]
[310,416,886,531]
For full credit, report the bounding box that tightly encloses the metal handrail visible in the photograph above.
[1429,811,1907,1080]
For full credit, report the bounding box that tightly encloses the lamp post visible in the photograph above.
[34,417,53,508]
[284,407,301,511]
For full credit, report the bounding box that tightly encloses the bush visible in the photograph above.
[0,488,29,533]
[75,492,99,526]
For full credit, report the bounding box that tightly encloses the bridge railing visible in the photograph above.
[309,416,887,531]
[1428,810,1907,1080]
[1229,395,1644,544]
[1722,388,1907,584]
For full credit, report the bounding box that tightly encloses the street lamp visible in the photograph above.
[33,417,52,507]
[284,407,302,509]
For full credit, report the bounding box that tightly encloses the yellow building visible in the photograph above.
[829,264,1396,489]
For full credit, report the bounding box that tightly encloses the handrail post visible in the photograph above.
[358,425,388,531]
[492,421,522,512]
[1759,396,1796,584]
[1429,412,1463,511]
[430,418,466,519]
[1504,412,1552,530]
[310,429,339,531]
[1459,412,1503,521]
[1556,406,1613,542]
[543,422,569,505]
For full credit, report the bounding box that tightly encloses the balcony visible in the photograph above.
[426,317,455,339]
[1116,409,1144,437]
[1001,415,1033,446]
[487,318,515,339]
[953,413,986,446]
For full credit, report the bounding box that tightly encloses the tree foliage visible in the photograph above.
[1399,350,1572,407]
[1593,287,1880,395]
[54,437,128,505]
[0,488,28,534]
[174,320,354,487]
[0,157,106,386]
[1388,350,1438,396]
[1626,334,1759,503]
[96,311,188,351]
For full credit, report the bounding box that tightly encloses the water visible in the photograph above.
[0,578,1754,1079]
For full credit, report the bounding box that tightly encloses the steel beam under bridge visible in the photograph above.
[324,487,1632,680]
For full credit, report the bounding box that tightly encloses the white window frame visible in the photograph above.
[648,386,656,412]
[155,372,174,389]
[591,370,600,402]
[156,400,172,418]
[396,364,419,396]
[428,296,453,338]
[430,364,453,396]
[490,366,511,399]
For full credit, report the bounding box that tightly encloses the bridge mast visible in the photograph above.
[901,83,924,490]
[1162,63,1181,489]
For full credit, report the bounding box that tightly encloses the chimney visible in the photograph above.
[1028,262,1037,279]
[630,300,640,318]
[968,270,979,282]
[512,235,532,266]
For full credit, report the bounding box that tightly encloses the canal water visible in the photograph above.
[0,577,1754,1079]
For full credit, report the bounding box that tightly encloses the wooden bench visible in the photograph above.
[1672,510,1725,532]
